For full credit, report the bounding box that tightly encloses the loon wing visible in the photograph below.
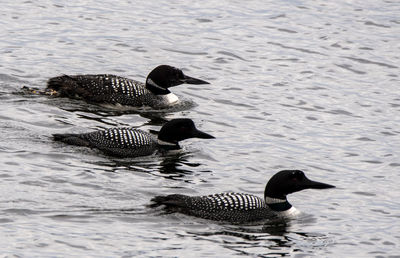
[47,74,116,99]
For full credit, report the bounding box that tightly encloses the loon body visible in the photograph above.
[47,65,209,109]
[151,170,335,224]
[53,118,214,157]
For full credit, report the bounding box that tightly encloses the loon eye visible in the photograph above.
[289,170,304,181]
[173,69,182,78]
[296,172,304,179]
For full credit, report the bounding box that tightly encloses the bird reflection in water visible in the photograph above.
[185,214,322,257]
[157,151,203,179]
[94,149,208,181]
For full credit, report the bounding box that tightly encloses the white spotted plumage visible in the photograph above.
[83,75,157,104]
[87,127,155,149]
[201,193,266,211]
[64,74,180,109]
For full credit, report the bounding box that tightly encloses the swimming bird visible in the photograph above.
[151,170,335,224]
[53,118,214,157]
[46,65,209,109]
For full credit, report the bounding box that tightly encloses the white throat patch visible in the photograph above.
[164,93,179,104]
[281,206,300,217]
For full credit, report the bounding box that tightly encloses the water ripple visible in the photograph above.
[0,0,399,257]
[268,42,326,56]
[343,56,398,69]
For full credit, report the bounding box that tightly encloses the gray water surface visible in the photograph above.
[0,0,399,257]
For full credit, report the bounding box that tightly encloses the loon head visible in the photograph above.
[264,170,335,211]
[145,65,209,95]
[157,118,214,147]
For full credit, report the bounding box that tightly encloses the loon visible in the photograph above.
[151,170,335,224]
[53,118,214,157]
[46,65,209,109]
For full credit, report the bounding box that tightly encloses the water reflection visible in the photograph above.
[158,151,202,178]
[92,149,207,181]
[189,225,293,256]
[20,87,196,118]
[187,216,324,257]
[72,109,171,128]
[196,221,290,238]
[261,222,290,236]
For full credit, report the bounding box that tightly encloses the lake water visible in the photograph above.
[0,0,399,257]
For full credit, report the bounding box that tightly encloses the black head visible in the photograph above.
[157,118,214,146]
[264,170,335,200]
[145,65,209,95]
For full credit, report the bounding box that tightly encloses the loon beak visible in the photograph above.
[181,74,210,85]
[302,177,335,190]
[192,129,215,139]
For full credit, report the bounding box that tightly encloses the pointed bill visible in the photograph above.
[302,177,335,189]
[193,129,215,139]
[181,74,210,85]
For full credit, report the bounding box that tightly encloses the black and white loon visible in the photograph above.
[151,170,335,224]
[46,65,209,109]
[53,118,214,157]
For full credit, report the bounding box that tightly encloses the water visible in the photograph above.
[1,0,399,256]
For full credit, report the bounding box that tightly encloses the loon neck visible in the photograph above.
[264,196,292,212]
[157,139,180,150]
[146,78,171,95]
